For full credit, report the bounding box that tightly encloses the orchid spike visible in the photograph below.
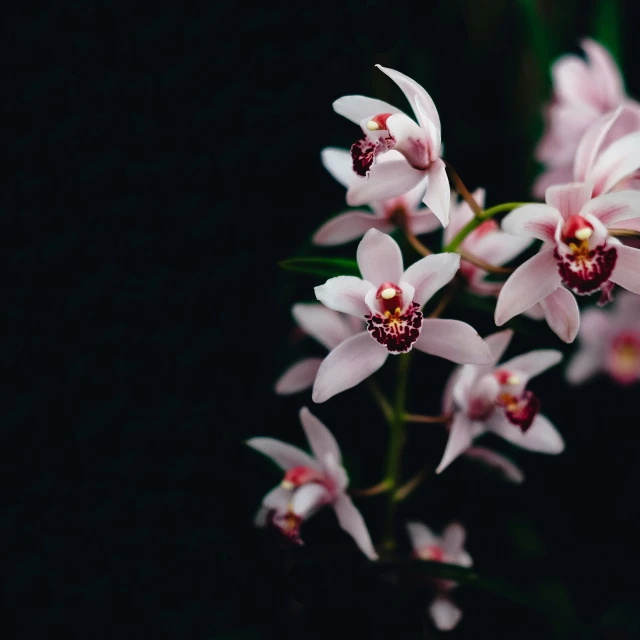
[437,330,564,474]
[313,229,494,402]
[247,407,378,560]
[333,66,451,226]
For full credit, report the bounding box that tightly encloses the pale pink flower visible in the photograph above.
[247,407,378,560]
[313,147,440,245]
[333,65,451,226]
[313,229,493,403]
[495,182,640,342]
[567,291,640,386]
[275,304,363,395]
[437,330,564,474]
[406,521,472,631]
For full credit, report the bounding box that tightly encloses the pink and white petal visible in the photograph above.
[500,348,563,382]
[401,252,460,307]
[523,303,546,320]
[415,319,493,364]
[485,329,514,363]
[246,437,318,471]
[275,358,323,395]
[407,210,442,235]
[356,228,404,285]
[292,303,355,350]
[538,286,581,343]
[321,147,358,189]
[442,523,467,558]
[401,175,430,210]
[442,366,464,414]
[430,597,463,632]
[346,160,427,206]
[406,521,438,550]
[610,244,640,294]
[581,39,625,105]
[312,332,389,403]
[494,249,562,326]
[436,413,485,474]
[313,211,394,246]
[451,364,480,412]
[573,107,623,181]
[291,483,332,519]
[566,348,603,384]
[314,276,371,318]
[580,306,614,343]
[487,413,565,454]
[580,190,640,227]
[501,204,562,242]
[445,192,477,244]
[254,506,269,527]
[470,230,534,266]
[551,54,595,104]
[261,485,290,512]
[422,159,450,227]
[332,494,378,560]
[299,406,342,464]
[464,446,525,484]
[332,95,402,126]
[545,182,594,220]
[590,131,640,196]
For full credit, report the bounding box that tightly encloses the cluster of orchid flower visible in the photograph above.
[248,40,640,631]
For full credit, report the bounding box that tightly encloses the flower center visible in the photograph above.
[415,545,445,562]
[366,113,393,131]
[281,465,324,490]
[608,331,640,385]
[269,508,303,545]
[498,390,540,432]
[561,215,594,245]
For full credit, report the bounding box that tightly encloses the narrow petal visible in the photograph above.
[314,276,371,318]
[292,303,355,350]
[590,131,640,195]
[499,348,563,382]
[436,413,484,474]
[538,287,581,344]
[464,446,525,483]
[299,407,341,464]
[291,483,331,519]
[333,494,378,560]
[346,160,426,206]
[573,107,623,181]
[261,485,290,511]
[494,249,561,326]
[566,349,602,384]
[356,229,404,285]
[423,159,450,227]
[406,210,442,235]
[442,523,466,557]
[406,521,438,550]
[321,147,357,188]
[610,244,640,294]
[545,182,594,220]
[275,358,323,395]
[501,204,562,242]
[332,95,402,125]
[581,39,624,105]
[430,598,463,632]
[246,437,318,471]
[581,190,640,228]
[313,211,394,246]
[401,252,460,307]
[312,332,389,403]
[487,413,565,454]
[415,319,493,364]
[485,329,513,363]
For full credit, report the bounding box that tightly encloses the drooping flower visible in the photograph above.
[333,65,451,226]
[247,407,378,560]
[495,182,640,342]
[567,291,640,386]
[406,521,472,631]
[275,304,363,394]
[313,147,440,245]
[313,229,493,402]
[534,39,640,197]
[437,330,564,474]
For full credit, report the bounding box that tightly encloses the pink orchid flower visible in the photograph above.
[567,291,640,386]
[406,521,472,631]
[313,147,440,245]
[534,39,640,197]
[495,182,640,342]
[437,330,564,474]
[333,65,450,226]
[313,229,493,403]
[275,304,363,395]
[247,407,377,560]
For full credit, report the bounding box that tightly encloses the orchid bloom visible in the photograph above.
[313,229,493,402]
[437,330,564,474]
[445,189,532,296]
[333,65,451,226]
[313,147,440,245]
[406,521,472,631]
[275,304,362,395]
[567,291,640,386]
[495,182,640,342]
[247,407,377,560]
[534,39,640,197]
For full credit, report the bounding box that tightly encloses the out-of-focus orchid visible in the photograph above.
[275,304,363,395]
[247,407,378,560]
[567,291,640,386]
[462,446,524,484]
[495,182,640,342]
[437,330,564,474]
[333,65,451,226]
[313,148,440,246]
[534,39,640,197]
[406,521,472,631]
[313,229,493,402]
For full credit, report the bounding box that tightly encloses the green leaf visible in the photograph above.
[278,257,360,278]
[593,0,622,67]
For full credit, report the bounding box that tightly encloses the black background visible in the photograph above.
[2,1,640,638]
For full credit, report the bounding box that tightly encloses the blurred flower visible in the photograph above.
[275,304,363,395]
[247,407,378,560]
[496,182,640,342]
[462,446,524,483]
[333,65,451,226]
[567,291,640,385]
[313,229,493,402]
[406,521,472,631]
[313,147,440,246]
[437,330,564,474]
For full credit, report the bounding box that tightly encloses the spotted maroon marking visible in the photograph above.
[366,302,423,354]
[351,137,377,177]
[554,244,617,294]
[501,390,540,432]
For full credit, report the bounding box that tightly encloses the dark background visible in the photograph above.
[2,1,640,638]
